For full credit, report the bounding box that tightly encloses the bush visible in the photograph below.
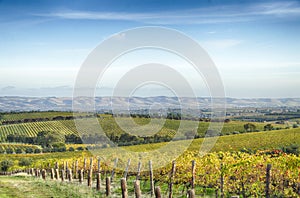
[25,147,33,154]
[42,147,51,153]
[0,159,14,171]
[34,148,41,153]
[76,146,84,151]
[15,148,23,154]
[6,148,14,154]
[0,148,5,154]
[18,158,32,166]
[68,147,75,152]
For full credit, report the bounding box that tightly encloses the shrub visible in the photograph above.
[6,148,14,154]
[18,158,32,166]
[68,147,75,152]
[42,147,51,153]
[76,146,84,151]
[34,148,41,153]
[0,159,14,171]
[15,148,23,154]
[25,147,33,154]
[0,148,5,154]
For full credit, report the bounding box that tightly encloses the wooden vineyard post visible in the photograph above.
[68,169,73,182]
[134,180,142,198]
[88,169,93,187]
[83,158,87,178]
[106,177,111,196]
[78,169,83,184]
[266,164,272,198]
[124,159,131,180]
[111,158,118,182]
[136,161,142,180]
[37,169,40,178]
[220,163,224,198]
[61,169,65,182]
[50,168,55,180]
[191,160,196,189]
[41,169,46,180]
[55,162,58,169]
[155,186,162,198]
[169,160,176,198]
[75,160,78,179]
[30,168,34,176]
[71,161,75,178]
[84,158,87,170]
[149,160,155,197]
[65,161,69,180]
[96,173,101,191]
[121,178,128,198]
[187,189,195,198]
[97,157,101,173]
[55,169,59,180]
[89,157,93,171]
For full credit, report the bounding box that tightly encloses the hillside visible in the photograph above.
[1,96,300,112]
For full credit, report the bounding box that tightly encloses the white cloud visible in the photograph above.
[202,39,242,49]
[34,1,300,25]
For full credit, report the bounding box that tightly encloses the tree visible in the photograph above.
[244,123,256,132]
[264,124,273,131]
[35,131,65,148]
[1,159,14,171]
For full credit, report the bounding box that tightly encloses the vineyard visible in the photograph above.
[0,112,299,197]
[0,113,286,143]
[0,143,40,152]
[2,150,300,197]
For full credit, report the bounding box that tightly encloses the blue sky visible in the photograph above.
[1,0,300,97]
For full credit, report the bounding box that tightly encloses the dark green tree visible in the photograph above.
[1,159,14,171]
[35,131,65,148]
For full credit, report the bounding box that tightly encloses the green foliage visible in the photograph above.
[6,147,14,154]
[0,159,14,171]
[76,146,85,151]
[25,147,34,154]
[18,158,32,166]
[15,148,23,154]
[51,142,66,152]
[68,147,75,152]
[35,131,65,148]
[244,123,256,132]
[34,148,41,153]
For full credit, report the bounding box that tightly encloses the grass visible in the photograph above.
[0,175,105,198]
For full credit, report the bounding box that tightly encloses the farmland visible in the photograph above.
[0,111,299,197]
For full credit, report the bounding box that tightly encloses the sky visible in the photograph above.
[1,0,300,98]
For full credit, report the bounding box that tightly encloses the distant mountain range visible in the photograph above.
[0,96,300,112]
